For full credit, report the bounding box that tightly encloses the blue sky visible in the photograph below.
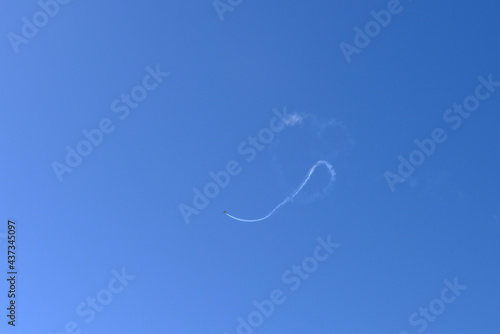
[1,0,500,333]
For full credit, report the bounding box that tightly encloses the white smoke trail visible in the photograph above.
[224,160,336,222]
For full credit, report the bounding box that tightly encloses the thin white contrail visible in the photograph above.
[224,160,336,222]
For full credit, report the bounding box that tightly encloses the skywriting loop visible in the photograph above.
[225,160,336,222]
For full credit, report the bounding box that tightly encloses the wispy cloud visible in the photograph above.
[282,112,306,126]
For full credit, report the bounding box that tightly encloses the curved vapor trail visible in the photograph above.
[224,160,336,222]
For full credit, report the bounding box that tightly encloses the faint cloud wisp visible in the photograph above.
[178,107,303,224]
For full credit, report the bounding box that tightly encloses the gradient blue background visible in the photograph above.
[1,0,500,333]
